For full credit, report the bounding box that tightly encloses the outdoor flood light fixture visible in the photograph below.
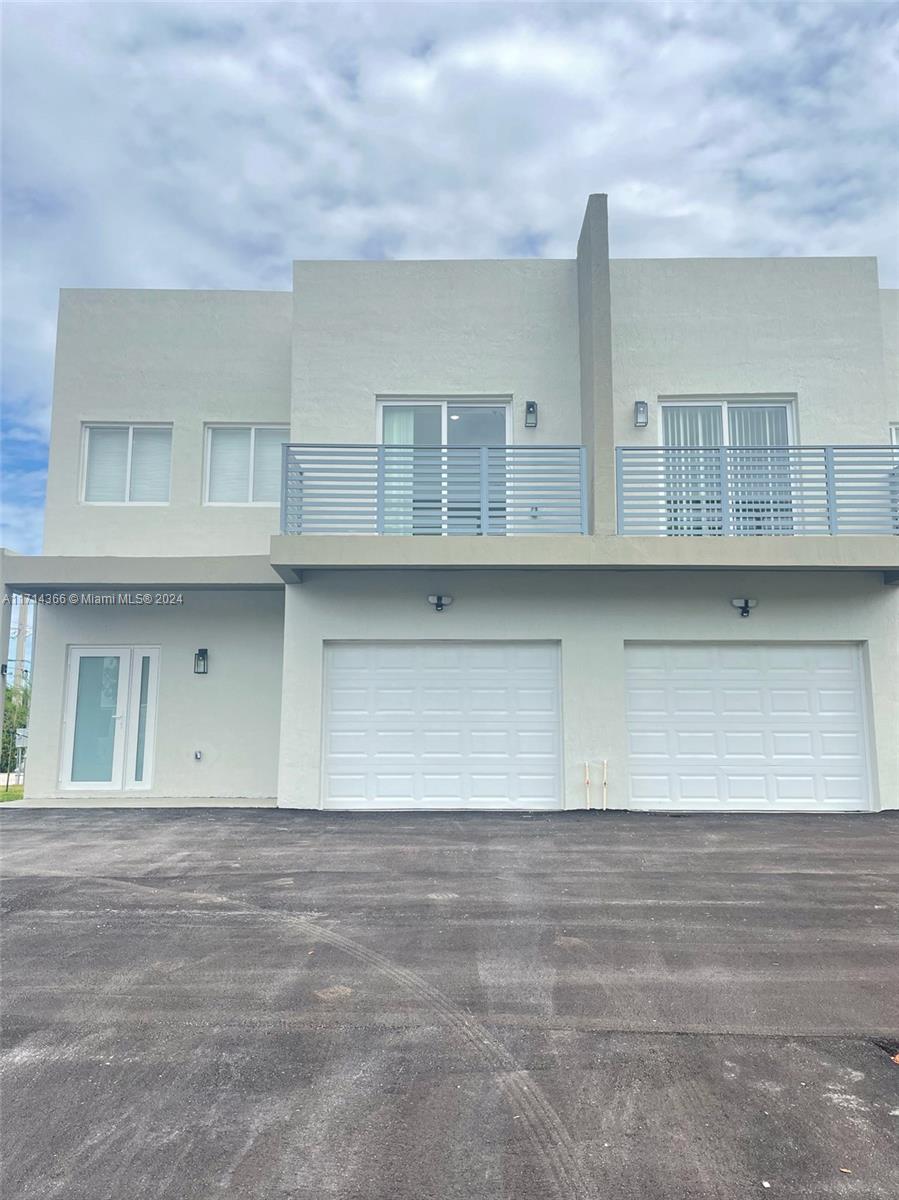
[633,400,649,427]
[194,647,209,674]
[525,401,538,428]
[731,598,758,618]
[427,594,453,612]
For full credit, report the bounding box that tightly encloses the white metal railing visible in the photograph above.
[282,444,589,535]
[616,445,899,536]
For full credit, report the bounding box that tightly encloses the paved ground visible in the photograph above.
[2,811,898,1200]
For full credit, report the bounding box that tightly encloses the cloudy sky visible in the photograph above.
[2,0,898,553]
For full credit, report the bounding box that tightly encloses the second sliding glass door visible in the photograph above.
[662,402,791,535]
[380,401,508,534]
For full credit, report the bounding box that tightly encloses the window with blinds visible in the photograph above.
[205,426,289,504]
[83,425,172,503]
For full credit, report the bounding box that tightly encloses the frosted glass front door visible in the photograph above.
[63,646,159,789]
[67,651,128,784]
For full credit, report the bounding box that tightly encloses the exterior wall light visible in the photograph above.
[525,401,538,429]
[731,599,757,618]
[633,401,649,427]
[194,648,209,674]
[427,594,453,612]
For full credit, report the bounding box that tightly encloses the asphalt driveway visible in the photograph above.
[2,810,898,1200]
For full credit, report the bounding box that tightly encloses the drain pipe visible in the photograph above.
[584,760,592,810]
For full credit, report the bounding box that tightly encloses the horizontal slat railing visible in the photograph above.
[282,444,588,535]
[616,446,899,536]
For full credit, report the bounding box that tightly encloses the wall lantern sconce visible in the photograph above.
[731,599,758,619]
[633,400,649,428]
[193,648,209,674]
[524,401,538,429]
[427,594,453,613]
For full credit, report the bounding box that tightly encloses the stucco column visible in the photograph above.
[576,194,615,535]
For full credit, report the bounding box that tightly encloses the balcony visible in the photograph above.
[282,444,588,535]
[616,445,899,536]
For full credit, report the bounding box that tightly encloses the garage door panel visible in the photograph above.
[330,688,369,714]
[629,730,669,756]
[722,730,767,757]
[823,775,866,801]
[513,775,559,801]
[420,774,465,798]
[772,775,817,801]
[819,731,863,758]
[672,687,717,714]
[818,689,859,715]
[627,687,668,715]
[771,731,814,757]
[726,775,768,801]
[631,774,672,801]
[626,643,869,812]
[470,688,512,713]
[375,774,416,799]
[721,689,766,714]
[324,642,561,810]
[327,773,368,798]
[769,689,814,715]
[374,729,420,756]
[675,731,718,756]
[420,730,464,755]
[372,688,417,714]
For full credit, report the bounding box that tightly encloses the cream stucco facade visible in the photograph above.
[4,194,897,812]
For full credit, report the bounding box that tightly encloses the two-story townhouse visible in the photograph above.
[3,194,898,813]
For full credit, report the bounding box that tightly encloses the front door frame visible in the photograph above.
[61,645,160,790]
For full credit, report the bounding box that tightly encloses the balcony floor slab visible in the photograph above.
[270,533,899,578]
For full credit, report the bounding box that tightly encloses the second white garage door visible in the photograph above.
[626,643,870,811]
[323,642,562,810]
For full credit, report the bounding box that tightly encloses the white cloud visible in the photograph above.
[1,1,897,552]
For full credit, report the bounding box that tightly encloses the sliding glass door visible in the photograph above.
[661,405,726,535]
[380,401,509,534]
[62,647,159,789]
[382,404,442,534]
[662,402,791,535]
[726,405,792,533]
[446,404,507,533]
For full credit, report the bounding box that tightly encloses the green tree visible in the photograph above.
[1,682,30,773]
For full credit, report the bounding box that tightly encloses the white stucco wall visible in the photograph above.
[43,289,292,557]
[881,289,899,422]
[278,569,898,812]
[25,589,284,799]
[291,259,581,445]
[40,255,893,565]
[610,257,890,447]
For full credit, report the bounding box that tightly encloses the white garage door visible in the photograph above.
[626,644,870,811]
[324,642,562,810]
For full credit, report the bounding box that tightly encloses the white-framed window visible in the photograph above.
[890,423,899,446]
[82,424,172,504]
[204,425,290,505]
[658,396,795,448]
